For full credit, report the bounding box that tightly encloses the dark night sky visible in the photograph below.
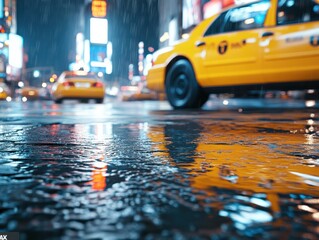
[16,0,159,79]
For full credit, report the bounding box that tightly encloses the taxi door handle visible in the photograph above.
[195,41,206,47]
[262,32,274,37]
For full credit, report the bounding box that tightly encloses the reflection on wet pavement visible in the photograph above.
[0,111,318,239]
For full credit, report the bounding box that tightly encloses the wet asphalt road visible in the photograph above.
[0,97,319,240]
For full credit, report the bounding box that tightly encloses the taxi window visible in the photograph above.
[222,1,270,33]
[204,12,227,37]
[277,0,319,25]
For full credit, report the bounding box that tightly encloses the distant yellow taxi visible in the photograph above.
[147,0,319,109]
[20,87,40,100]
[52,71,105,104]
[0,82,10,101]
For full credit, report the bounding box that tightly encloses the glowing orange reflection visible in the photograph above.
[89,161,107,191]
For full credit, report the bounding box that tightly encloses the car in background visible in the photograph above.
[0,82,11,101]
[147,0,319,109]
[51,71,105,104]
[20,87,40,101]
[119,86,161,101]
[16,85,52,102]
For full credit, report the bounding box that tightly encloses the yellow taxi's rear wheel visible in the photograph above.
[96,98,104,104]
[80,99,89,103]
[166,59,209,109]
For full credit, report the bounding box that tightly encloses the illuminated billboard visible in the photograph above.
[203,0,222,19]
[9,34,23,69]
[203,0,236,19]
[182,0,202,29]
[223,0,235,7]
[90,18,108,44]
[92,0,107,18]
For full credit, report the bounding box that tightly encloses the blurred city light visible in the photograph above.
[107,42,113,59]
[306,100,316,108]
[18,81,24,88]
[160,32,169,43]
[223,100,229,106]
[182,33,190,39]
[33,70,40,78]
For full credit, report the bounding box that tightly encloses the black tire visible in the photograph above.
[55,99,62,104]
[165,59,209,109]
[96,98,104,104]
[80,99,89,103]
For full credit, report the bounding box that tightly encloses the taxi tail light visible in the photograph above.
[92,82,104,88]
[62,81,75,87]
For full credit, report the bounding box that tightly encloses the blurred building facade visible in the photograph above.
[0,0,23,84]
[158,0,253,48]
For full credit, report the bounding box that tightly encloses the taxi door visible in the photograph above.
[196,1,271,88]
[262,0,319,84]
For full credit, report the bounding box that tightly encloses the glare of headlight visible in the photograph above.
[6,96,12,102]
[22,97,28,102]
[42,82,47,88]
[0,87,3,93]
[18,81,24,88]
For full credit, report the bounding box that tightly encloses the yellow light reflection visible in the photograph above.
[147,121,319,196]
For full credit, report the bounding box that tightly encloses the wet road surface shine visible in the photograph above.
[0,100,318,239]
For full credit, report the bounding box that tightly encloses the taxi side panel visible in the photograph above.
[262,22,319,84]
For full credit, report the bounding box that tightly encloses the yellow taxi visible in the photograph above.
[20,87,40,100]
[147,0,319,109]
[0,82,10,101]
[51,71,105,104]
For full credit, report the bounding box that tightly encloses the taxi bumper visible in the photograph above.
[147,64,166,92]
[53,87,105,100]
